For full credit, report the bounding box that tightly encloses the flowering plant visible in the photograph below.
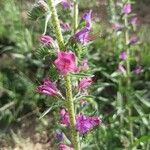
[29,0,102,149]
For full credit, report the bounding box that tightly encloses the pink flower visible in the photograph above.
[112,23,124,31]
[118,64,126,74]
[60,108,70,126]
[76,114,102,134]
[119,51,127,60]
[123,3,131,14]
[37,79,58,96]
[128,36,139,45]
[54,51,77,75]
[59,144,74,150]
[134,66,143,74]
[78,77,92,90]
[79,59,89,71]
[131,17,138,26]
[60,22,70,32]
[39,35,54,45]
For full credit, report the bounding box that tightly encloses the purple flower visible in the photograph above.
[123,3,132,14]
[55,130,63,142]
[119,51,127,60]
[82,10,92,30]
[60,108,70,126]
[134,66,143,74]
[54,51,77,75]
[118,64,126,74]
[131,17,138,26]
[75,28,90,45]
[59,144,74,150]
[128,36,139,45]
[39,35,54,45]
[78,59,89,71]
[61,0,72,9]
[75,10,92,44]
[60,22,70,32]
[37,79,58,96]
[78,77,92,90]
[112,23,124,31]
[76,114,102,134]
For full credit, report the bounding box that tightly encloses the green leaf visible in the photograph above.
[135,93,150,108]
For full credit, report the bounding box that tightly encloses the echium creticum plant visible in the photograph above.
[111,0,143,148]
[28,0,102,149]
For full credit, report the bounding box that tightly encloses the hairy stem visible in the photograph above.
[48,0,80,149]
[73,0,78,33]
[124,13,133,145]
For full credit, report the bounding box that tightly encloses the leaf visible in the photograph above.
[39,101,63,119]
[132,135,150,148]
[135,93,150,108]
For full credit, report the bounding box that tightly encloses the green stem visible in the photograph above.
[124,14,133,145]
[73,0,78,33]
[48,0,80,149]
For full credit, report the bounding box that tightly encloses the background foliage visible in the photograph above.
[0,0,150,149]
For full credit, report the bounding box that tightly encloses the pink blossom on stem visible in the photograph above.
[76,114,102,134]
[79,59,89,71]
[112,23,124,31]
[61,0,72,9]
[59,144,74,150]
[78,77,92,90]
[131,17,138,26]
[54,51,77,75]
[39,35,54,45]
[37,79,58,96]
[128,36,139,45]
[123,3,132,14]
[60,22,70,32]
[119,51,127,60]
[60,108,70,126]
[118,64,126,74]
[134,66,143,74]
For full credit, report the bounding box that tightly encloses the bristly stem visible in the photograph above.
[48,0,80,149]
[124,13,134,146]
[73,0,78,33]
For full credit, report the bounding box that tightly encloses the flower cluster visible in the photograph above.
[116,2,143,75]
[36,1,102,149]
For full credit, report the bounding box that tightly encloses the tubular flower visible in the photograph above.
[119,51,127,60]
[112,23,124,31]
[60,22,70,32]
[78,77,92,90]
[60,108,70,126]
[118,64,126,74]
[128,36,139,45]
[82,10,92,30]
[37,79,58,96]
[75,28,90,44]
[39,35,54,45]
[59,144,74,150]
[75,10,92,44]
[131,17,138,26]
[134,66,143,74]
[55,130,63,142]
[123,3,131,14]
[79,59,89,71]
[76,114,102,134]
[54,51,77,75]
